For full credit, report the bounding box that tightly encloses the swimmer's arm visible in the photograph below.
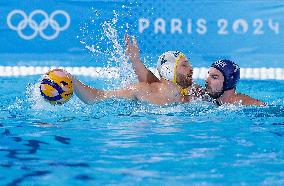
[72,78,137,104]
[125,34,159,83]
[72,78,106,104]
[72,77,145,104]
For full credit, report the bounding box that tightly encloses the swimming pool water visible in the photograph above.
[0,76,284,185]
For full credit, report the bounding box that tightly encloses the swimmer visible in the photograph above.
[125,34,265,106]
[125,34,203,98]
[205,59,266,106]
[70,50,199,105]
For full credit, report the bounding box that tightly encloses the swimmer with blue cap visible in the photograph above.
[205,59,265,106]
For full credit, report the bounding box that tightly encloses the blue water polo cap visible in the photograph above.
[211,59,240,91]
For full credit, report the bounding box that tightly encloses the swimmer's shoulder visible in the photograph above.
[152,81,182,97]
[234,93,266,106]
[135,81,164,92]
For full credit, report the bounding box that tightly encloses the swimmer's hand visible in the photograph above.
[124,34,159,83]
[125,34,140,62]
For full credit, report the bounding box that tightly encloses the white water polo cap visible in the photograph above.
[157,51,186,83]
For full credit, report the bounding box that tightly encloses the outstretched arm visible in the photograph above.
[125,34,159,83]
[72,77,136,104]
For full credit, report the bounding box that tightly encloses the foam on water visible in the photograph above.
[7,78,239,123]
[1,76,284,185]
[21,80,281,123]
[6,72,282,124]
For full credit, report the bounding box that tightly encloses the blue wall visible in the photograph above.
[1,0,284,67]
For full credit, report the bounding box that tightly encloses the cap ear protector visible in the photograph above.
[211,59,240,91]
[157,51,186,84]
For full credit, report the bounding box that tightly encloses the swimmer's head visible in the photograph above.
[157,51,193,88]
[205,59,240,99]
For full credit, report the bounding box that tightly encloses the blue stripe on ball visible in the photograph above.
[40,87,63,102]
[41,79,64,94]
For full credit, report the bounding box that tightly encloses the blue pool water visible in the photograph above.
[0,75,284,185]
[1,0,284,185]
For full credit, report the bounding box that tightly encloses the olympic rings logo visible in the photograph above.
[7,9,70,40]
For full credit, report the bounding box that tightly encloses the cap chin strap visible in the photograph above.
[179,87,189,96]
[172,53,184,84]
[172,53,190,96]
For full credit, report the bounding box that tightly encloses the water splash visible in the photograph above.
[80,41,105,55]
[103,11,137,87]
[80,10,136,88]
[26,81,49,111]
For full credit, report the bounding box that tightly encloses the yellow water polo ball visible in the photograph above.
[39,69,73,105]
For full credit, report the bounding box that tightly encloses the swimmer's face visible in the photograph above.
[205,67,224,99]
[176,56,193,88]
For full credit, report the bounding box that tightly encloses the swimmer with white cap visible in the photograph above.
[156,50,203,97]
[68,37,201,105]
[70,53,199,105]
[125,34,203,99]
